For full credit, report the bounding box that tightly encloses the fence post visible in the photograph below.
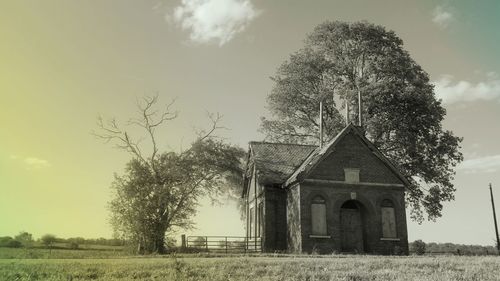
[181,234,186,251]
[205,236,208,252]
[225,237,228,254]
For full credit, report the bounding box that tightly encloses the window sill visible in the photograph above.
[380,238,400,241]
[309,235,331,239]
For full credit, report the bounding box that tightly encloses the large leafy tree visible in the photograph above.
[95,96,244,254]
[14,232,33,248]
[261,21,463,222]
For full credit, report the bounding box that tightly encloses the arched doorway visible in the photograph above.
[340,200,364,253]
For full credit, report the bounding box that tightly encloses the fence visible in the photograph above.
[184,236,261,253]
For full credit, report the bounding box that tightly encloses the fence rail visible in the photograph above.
[184,236,261,253]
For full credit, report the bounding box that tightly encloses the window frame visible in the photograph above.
[344,168,360,183]
[380,199,397,238]
[310,195,328,236]
[257,202,263,238]
[249,207,254,239]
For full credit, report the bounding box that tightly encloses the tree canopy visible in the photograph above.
[95,96,244,254]
[14,232,33,248]
[41,234,57,248]
[261,21,463,222]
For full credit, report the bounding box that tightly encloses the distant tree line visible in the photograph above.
[3,232,497,256]
[0,232,125,249]
[410,240,499,256]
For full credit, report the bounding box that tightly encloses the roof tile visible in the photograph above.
[249,142,316,185]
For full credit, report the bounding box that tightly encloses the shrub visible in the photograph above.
[14,232,33,247]
[411,240,426,255]
[41,234,57,249]
[0,236,14,247]
[0,237,23,248]
[68,242,79,249]
[6,240,23,248]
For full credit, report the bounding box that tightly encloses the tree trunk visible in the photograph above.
[151,225,167,254]
[154,235,166,254]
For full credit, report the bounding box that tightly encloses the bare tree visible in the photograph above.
[94,95,178,172]
[94,95,244,254]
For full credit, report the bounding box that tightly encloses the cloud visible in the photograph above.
[433,75,500,104]
[457,155,500,174]
[171,0,260,46]
[432,5,454,28]
[9,155,51,169]
[24,157,51,169]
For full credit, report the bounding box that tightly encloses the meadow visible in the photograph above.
[0,248,499,281]
[0,247,127,260]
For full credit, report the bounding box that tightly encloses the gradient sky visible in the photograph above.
[1,0,500,246]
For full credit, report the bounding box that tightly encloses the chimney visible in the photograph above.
[345,98,350,125]
[319,100,323,148]
[358,90,362,127]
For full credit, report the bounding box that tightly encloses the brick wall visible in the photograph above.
[299,182,408,255]
[310,133,403,185]
[298,132,409,255]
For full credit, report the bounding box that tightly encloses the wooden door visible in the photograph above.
[340,208,364,253]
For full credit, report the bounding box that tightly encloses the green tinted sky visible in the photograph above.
[1,0,500,245]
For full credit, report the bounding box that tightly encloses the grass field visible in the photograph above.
[1,253,499,281]
[0,247,127,259]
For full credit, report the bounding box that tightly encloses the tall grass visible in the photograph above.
[0,255,499,281]
[0,247,127,259]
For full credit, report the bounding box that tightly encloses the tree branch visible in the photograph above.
[93,95,178,171]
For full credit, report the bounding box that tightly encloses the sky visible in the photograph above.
[1,0,500,246]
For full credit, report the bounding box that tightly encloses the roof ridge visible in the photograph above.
[284,125,355,186]
[249,141,318,147]
[283,124,410,187]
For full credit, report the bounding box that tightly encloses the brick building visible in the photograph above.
[242,124,409,254]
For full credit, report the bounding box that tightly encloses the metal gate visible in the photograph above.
[185,236,261,253]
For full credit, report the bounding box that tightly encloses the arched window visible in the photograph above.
[381,199,397,238]
[311,196,327,235]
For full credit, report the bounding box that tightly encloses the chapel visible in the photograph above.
[242,123,409,254]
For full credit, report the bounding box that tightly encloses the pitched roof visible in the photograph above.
[248,141,316,185]
[243,124,410,197]
[284,124,410,187]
